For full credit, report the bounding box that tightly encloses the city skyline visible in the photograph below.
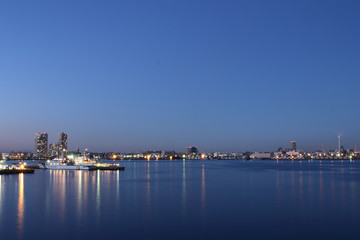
[0,131,358,153]
[0,1,359,152]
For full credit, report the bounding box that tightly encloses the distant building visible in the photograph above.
[290,141,297,151]
[286,150,300,158]
[273,151,283,158]
[252,152,273,159]
[186,146,199,154]
[1,153,9,160]
[34,132,48,159]
[340,145,345,153]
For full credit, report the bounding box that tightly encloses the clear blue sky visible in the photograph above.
[0,0,359,153]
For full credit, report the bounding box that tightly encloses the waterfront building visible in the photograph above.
[290,141,297,151]
[1,153,9,160]
[273,151,284,158]
[340,145,345,153]
[286,150,300,158]
[58,132,68,158]
[186,146,199,154]
[7,152,31,160]
[186,146,199,159]
[34,132,48,159]
[252,152,273,159]
[49,143,59,158]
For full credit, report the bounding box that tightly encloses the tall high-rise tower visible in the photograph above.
[34,132,48,159]
[290,141,297,151]
[58,133,68,158]
[49,143,59,158]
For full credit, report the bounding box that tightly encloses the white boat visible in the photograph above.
[73,156,97,166]
[0,161,8,170]
[45,158,95,170]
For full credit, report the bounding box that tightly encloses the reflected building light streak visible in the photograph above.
[116,170,120,211]
[60,171,66,222]
[133,162,137,180]
[0,176,3,232]
[182,160,186,215]
[0,176,3,218]
[45,174,51,218]
[146,164,151,216]
[17,174,25,240]
[96,170,101,218]
[83,171,89,208]
[201,164,206,211]
[147,163,150,180]
[77,171,83,222]
[50,170,67,223]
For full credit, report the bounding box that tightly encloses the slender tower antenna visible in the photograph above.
[338,135,341,156]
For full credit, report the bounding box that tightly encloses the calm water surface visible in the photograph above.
[1,160,360,240]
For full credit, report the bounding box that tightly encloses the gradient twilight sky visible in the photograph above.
[0,0,359,153]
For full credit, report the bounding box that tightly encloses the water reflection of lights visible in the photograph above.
[50,170,67,223]
[182,160,186,215]
[146,162,151,216]
[83,171,89,209]
[116,170,120,211]
[77,171,83,222]
[0,176,3,217]
[201,164,206,210]
[17,174,25,240]
[319,170,324,209]
[96,170,101,218]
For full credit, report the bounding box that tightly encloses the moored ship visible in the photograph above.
[44,158,96,170]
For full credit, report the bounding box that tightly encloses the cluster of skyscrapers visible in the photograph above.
[34,132,68,159]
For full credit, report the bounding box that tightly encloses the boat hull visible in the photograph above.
[0,169,35,174]
[45,164,93,170]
